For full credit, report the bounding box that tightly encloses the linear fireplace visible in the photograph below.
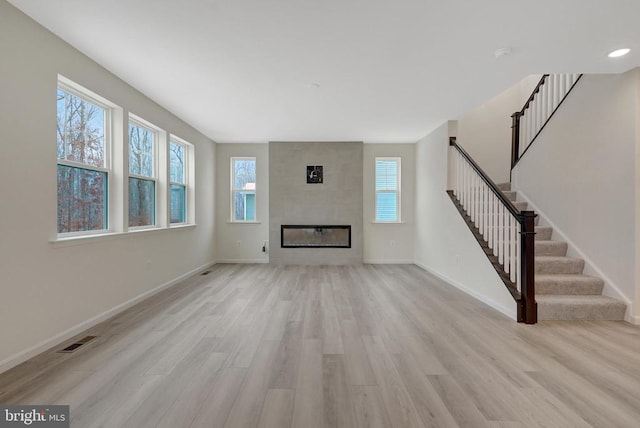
[281,225,351,248]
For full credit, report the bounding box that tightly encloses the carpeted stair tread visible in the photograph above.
[537,295,626,321]
[535,240,568,256]
[503,191,517,201]
[535,274,604,295]
[535,256,584,274]
[512,201,528,211]
[496,182,511,191]
[535,227,552,240]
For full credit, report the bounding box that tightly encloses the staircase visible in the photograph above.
[497,182,627,321]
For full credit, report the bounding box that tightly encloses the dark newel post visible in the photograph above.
[519,210,537,324]
[511,111,521,168]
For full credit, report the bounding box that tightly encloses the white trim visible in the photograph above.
[169,135,194,225]
[630,315,640,325]
[375,157,401,222]
[51,224,196,248]
[215,259,269,264]
[0,261,215,375]
[414,261,517,320]
[364,259,414,264]
[230,156,257,222]
[57,77,115,237]
[515,189,634,322]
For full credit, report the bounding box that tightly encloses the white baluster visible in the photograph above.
[510,215,517,282]
[528,103,534,144]
[488,191,493,247]
[547,77,553,121]
[523,109,529,146]
[516,221,522,292]
[504,205,510,269]
[519,119,525,157]
[460,159,464,204]
[498,203,503,265]
[463,162,467,211]
[553,74,560,110]
[483,183,489,240]
[468,164,472,214]
[504,210,510,275]
[493,195,500,257]
[479,180,484,233]
[474,175,479,226]
[470,173,475,223]
[478,183,483,235]
[538,96,544,136]
[543,80,551,124]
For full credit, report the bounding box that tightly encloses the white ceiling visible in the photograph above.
[8,0,640,143]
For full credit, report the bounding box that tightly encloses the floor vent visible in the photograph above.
[58,336,97,353]
[201,270,212,276]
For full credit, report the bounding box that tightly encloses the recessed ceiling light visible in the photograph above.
[608,48,630,58]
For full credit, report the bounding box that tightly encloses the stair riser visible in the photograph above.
[535,280,604,295]
[538,303,626,321]
[536,259,584,274]
[503,191,517,201]
[535,227,552,240]
[535,242,568,256]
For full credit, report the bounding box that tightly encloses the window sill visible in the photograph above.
[226,221,262,224]
[50,224,197,248]
[371,221,406,224]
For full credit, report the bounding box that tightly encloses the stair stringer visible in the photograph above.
[513,188,633,323]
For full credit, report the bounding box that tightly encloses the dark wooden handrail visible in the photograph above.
[520,74,549,113]
[449,136,537,324]
[511,74,583,168]
[449,137,522,221]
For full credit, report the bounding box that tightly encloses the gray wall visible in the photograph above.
[269,142,363,264]
[0,0,216,372]
[363,143,415,263]
[215,143,269,263]
[414,123,516,319]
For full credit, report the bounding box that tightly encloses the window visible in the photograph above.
[56,76,196,240]
[56,82,111,234]
[128,117,157,227]
[169,139,188,224]
[375,157,401,222]
[231,157,256,221]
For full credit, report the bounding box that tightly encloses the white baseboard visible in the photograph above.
[215,259,269,264]
[0,261,215,375]
[415,262,517,321]
[364,259,415,264]
[515,189,635,323]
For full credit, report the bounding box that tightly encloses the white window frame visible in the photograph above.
[56,76,116,238]
[127,114,159,230]
[168,135,193,225]
[230,157,257,222]
[54,76,198,245]
[374,157,401,223]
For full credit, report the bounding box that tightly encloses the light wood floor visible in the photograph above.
[1,264,640,427]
